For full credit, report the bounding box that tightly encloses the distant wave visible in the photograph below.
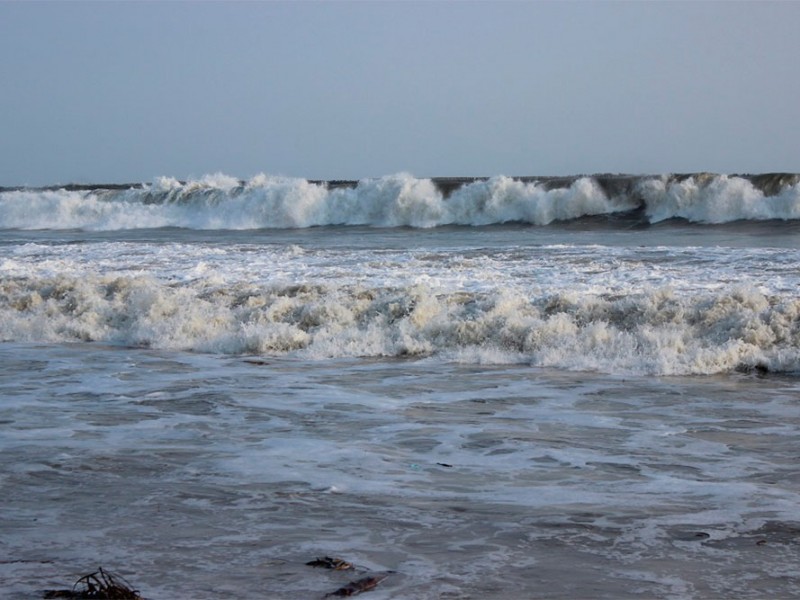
[1,172,799,230]
[1,274,798,375]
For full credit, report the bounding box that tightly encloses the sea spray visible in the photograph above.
[3,172,799,230]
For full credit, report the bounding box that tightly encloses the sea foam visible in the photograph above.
[3,172,798,230]
[639,174,800,223]
[2,273,798,375]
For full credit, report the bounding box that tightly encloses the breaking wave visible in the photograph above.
[2,274,798,375]
[1,172,799,231]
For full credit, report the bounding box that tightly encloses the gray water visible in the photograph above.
[2,342,799,599]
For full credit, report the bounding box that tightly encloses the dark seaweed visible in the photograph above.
[43,568,141,600]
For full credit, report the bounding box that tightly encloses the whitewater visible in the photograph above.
[2,172,800,230]
[2,172,800,598]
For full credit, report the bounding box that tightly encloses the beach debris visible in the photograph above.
[324,574,389,597]
[243,359,270,366]
[43,567,142,599]
[305,555,392,597]
[306,556,354,571]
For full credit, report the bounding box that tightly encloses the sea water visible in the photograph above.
[1,173,800,598]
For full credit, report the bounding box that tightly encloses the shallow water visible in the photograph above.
[2,343,799,599]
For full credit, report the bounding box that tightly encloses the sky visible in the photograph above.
[1,1,798,186]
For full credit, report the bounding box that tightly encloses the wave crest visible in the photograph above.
[640,174,800,223]
[2,172,799,230]
[2,275,798,375]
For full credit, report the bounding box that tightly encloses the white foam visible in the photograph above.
[639,174,800,223]
[445,175,635,225]
[3,233,799,376]
[1,267,798,375]
[0,173,638,230]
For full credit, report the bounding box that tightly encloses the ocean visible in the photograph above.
[1,172,799,599]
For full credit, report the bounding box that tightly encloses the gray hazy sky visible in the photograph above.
[1,1,798,186]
